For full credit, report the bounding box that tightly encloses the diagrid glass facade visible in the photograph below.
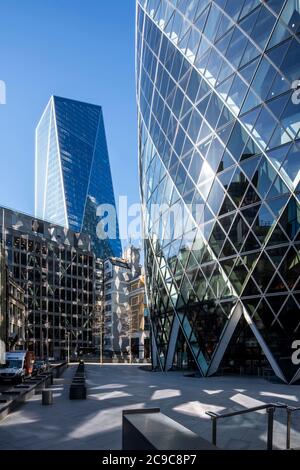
[35,96,122,259]
[136,0,300,383]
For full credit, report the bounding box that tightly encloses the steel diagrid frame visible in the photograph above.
[142,0,299,195]
[138,103,286,381]
[137,1,299,381]
[139,4,300,282]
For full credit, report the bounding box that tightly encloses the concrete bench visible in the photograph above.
[69,363,86,400]
[122,408,217,450]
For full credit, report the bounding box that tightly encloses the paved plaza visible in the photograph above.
[0,364,300,450]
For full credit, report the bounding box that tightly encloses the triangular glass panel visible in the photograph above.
[202,220,214,241]
[241,251,259,272]
[217,151,235,174]
[252,159,277,199]
[220,238,237,258]
[241,184,261,207]
[156,2,174,30]
[266,246,289,267]
[201,247,213,264]
[239,58,260,84]
[217,165,236,190]
[239,156,261,180]
[228,214,251,252]
[240,39,260,68]
[239,7,259,36]
[266,273,287,293]
[227,123,249,162]
[204,284,215,301]
[267,195,289,220]
[240,138,261,162]
[267,37,291,68]
[267,175,290,199]
[193,270,207,300]
[176,294,186,310]
[278,196,300,240]
[252,203,276,244]
[219,300,237,318]
[185,251,198,271]
[229,260,249,295]
[207,179,225,216]
[178,27,192,53]
[267,295,288,320]
[243,298,261,318]
[279,246,300,289]
[220,257,236,276]
[281,143,300,186]
[253,299,277,329]
[240,106,261,133]
[217,121,235,147]
[195,4,210,31]
[209,221,226,256]
[267,93,290,122]
[241,90,261,115]
[241,204,261,227]
[267,142,291,171]
[267,124,292,150]
[201,262,216,284]
[277,296,300,334]
[219,212,235,233]
[266,221,289,246]
[252,252,277,292]
[228,169,249,207]
[220,196,236,215]
[215,27,234,55]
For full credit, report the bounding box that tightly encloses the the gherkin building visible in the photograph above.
[136,0,300,383]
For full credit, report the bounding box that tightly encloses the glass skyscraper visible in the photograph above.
[35,96,122,259]
[136,1,300,383]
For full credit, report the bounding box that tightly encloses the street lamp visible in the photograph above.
[100,320,103,366]
[99,307,103,366]
[66,332,70,364]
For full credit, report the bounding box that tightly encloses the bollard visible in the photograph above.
[42,389,53,406]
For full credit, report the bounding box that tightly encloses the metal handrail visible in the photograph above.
[206,402,287,450]
[286,406,300,450]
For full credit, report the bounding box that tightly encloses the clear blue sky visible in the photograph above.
[0,0,138,220]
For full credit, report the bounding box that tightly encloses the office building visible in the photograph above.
[129,275,150,360]
[7,274,26,350]
[136,0,300,383]
[0,243,6,348]
[0,206,102,359]
[35,95,122,259]
[102,247,150,360]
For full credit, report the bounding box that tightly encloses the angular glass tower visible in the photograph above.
[35,96,122,259]
[136,1,300,383]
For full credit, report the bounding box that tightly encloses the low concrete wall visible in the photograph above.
[51,362,68,379]
[0,363,67,422]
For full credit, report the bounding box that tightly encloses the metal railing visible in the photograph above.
[286,406,300,450]
[206,402,288,450]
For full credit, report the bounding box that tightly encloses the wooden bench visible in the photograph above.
[122,408,217,450]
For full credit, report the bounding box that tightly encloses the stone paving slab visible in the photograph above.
[0,364,299,450]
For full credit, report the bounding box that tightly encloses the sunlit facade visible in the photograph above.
[35,96,122,259]
[136,0,300,383]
